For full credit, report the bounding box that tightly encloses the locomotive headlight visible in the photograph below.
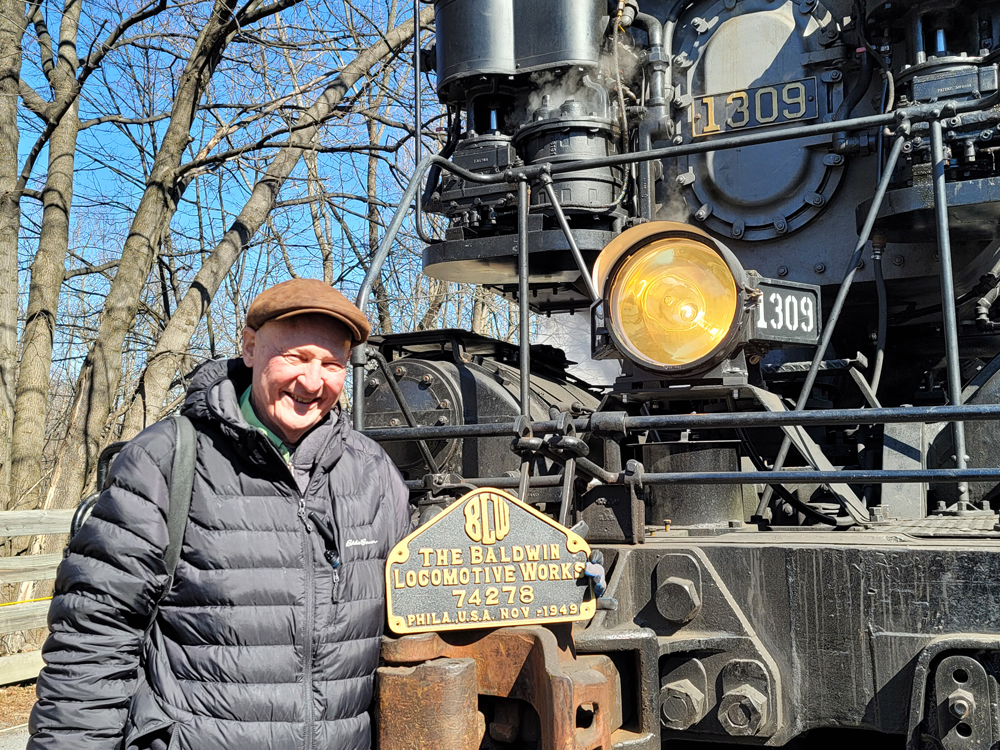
[593,222,745,373]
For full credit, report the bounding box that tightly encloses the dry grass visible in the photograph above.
[0,683,36,730]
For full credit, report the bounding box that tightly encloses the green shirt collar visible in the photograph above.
[240,386,292,464]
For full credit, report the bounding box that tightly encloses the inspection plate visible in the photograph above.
[386,488,595,634]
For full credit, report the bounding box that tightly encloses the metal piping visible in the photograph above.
[540,175,600,302]
[518,178,531,417]
[913,12,926,64]
[412,0,436,244]
[761,134,907,510]
[404,468,1000,491]
[352,102,989,376]
[362,403,1000,443]
[931,118,971,508]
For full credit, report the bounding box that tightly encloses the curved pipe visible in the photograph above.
[836,50,875,121]
[976,287,1000,332]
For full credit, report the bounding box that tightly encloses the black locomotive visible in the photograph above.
[359,1,1000,747]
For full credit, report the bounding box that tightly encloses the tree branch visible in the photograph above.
[63,259,120,279]
[14,0,169,196]
[18,79,50,121]
[78,112,170,130]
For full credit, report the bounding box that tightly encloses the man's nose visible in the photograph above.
[298,360,324,390]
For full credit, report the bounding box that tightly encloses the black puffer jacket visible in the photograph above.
[28,359,411,750]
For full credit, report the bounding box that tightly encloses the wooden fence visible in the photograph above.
[0,509,74,685]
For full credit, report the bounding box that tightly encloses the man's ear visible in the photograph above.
[242,327,258,368]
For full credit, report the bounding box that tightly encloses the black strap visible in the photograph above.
[164,415,196,582]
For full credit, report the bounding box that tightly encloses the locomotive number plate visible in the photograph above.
[753,278,821,345]
[691,77,819,138]
[385,488,596,634]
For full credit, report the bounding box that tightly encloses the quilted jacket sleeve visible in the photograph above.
[27,424,176,750]
[383,457,413,545]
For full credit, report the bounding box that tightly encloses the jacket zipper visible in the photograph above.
[298,493,315,750]
[253,433,317,750]
[254,425,344,750]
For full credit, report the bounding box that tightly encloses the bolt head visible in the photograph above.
[777,266,789,277]
[814,263,826,273]
[655,576,702,624]
[893,254,904,266]
[661,679,706,730]
[719,684,768,736]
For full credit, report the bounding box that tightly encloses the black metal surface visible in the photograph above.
[642,443,745,526]
[580,537,1000,747]
[433,0,604,94]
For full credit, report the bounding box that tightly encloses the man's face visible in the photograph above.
[242,314,351,444]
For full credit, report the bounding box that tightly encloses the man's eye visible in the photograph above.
[324,362,346,373]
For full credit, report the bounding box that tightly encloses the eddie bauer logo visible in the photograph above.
[463,492,510,544]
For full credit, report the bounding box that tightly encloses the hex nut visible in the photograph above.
[661,679,706,730]
[719,684,768,736]
[949,689,976,719]
[655,576,702,624]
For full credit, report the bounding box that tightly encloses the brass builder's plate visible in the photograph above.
[386,488,596,634]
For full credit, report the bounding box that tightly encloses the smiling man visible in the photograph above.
[28,278,411,750]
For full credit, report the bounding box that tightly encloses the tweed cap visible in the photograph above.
[246,278,370,345]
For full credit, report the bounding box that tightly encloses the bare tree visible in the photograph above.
[121,5,432,436]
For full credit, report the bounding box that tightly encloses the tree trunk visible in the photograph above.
[120,7,432,438]
[10,0,82,510]
[43,0,244,509]
[0,0,27,511]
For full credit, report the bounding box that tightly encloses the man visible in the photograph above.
[28,278,411,750]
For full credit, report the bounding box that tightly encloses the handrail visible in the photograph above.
[361,403,1000,442]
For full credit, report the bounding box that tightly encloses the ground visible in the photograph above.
[0,683,35,730]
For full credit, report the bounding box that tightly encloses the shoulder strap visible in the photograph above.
[165,414,196,581]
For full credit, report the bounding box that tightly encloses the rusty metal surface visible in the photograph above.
[379,625,620,750]
[376,657,483,750]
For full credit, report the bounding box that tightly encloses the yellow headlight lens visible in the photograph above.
[608,237,738,368]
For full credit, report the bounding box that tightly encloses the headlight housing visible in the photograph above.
[593,222,747,374]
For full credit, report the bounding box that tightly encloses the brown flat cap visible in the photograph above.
[246,278,370,345]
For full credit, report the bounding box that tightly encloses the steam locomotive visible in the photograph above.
[356,0,1000,747]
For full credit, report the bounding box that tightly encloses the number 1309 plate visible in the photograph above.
[691,77,819,138]
[752,278,821,345]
